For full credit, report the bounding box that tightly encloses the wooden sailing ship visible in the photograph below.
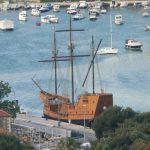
[34,17,113,127]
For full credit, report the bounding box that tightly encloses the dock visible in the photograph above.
[11,113,96,149]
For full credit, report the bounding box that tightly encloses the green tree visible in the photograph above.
[0,81,11,101]
[0,81,20,118]
[90,109,150,150]
[0,134,34,150]
[92,106,136,139]
[129,139,150,150]
[58,137,80,150]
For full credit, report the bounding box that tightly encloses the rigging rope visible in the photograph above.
[96,58,104,93]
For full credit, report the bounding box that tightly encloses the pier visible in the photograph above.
[11,113,96,149]
[0,0,148,10]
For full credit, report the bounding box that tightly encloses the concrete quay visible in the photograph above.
[0,0,148,10]
[15,113,96,142]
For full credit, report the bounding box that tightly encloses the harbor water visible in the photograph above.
[0,6,150,115]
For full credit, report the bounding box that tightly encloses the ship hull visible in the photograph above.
[43,114,92,127]
[40,90,113,127]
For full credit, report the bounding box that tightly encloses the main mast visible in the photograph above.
[69,17,74,103]
[56,16,84,103]
[53,30,57,95]
[91,35,95,94]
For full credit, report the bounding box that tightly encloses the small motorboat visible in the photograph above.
[48,15,59,23]
[89,13,97,21]
[142,12,150,17]
[144,26,150,31]
[67,9,77,15]
[89,8,100,16]
[31,8,40,16]
[41,15,58,24]
[39,6,50,13]
[125,39,143,50]
[114,14,124,25]
[53,4,60,12]
[101,8,107,14]
[0,19,14,31]
[39,3,52,13]
[19,10,27,21]
[41,16,49,23]
[72,13,85,20]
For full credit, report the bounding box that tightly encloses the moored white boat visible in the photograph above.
[39,3,52,13]
[19,10,27,21]
[67,3,78,11]
[67,9,77,15]
[41,16,50,23]
[0,19,14,30]
[142,12,150,17]
[114,14,124,25]
[53,4,60,12]
[125,39,143,50]
[89,8,100,16]
[41,15,58,23]
[144,5,150,11]
[31,8,40,16]
[144,25,150,31]
[78,1,88,9]
[89,13,97,21]
[39,6,50,12]
[101,8,107,14]
[97,15,118,55]
[72,13,85,20]
[97,47,118,54]
[48,15,59,23]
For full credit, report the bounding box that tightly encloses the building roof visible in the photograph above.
[0,109,10,117]
[0,128,8,134]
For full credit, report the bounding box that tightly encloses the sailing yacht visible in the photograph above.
[34,17,113,127]
[97,15,118,55]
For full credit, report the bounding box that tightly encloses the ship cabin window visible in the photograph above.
[83,99,88,103]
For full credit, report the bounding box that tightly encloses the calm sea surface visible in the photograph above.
[0,7,150,115]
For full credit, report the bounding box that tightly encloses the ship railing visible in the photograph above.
[41,90,69,103]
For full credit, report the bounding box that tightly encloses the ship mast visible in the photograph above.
[53,30,58,95]
[56,16,84,104]
[91,35,95,94]
[39,28,58,96]
[82,38,102,90]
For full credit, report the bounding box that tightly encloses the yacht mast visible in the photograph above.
[110,15,113,48]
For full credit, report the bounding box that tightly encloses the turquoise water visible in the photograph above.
[0,7,150,115]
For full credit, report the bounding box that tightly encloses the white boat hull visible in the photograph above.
[0,20,14,30]
[125,39,142,50]
[97,47,118,55]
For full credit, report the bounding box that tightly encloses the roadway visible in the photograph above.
[14,113,96,142]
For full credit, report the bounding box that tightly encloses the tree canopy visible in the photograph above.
[91,106,150,150]
[0,81,20,118]
[0,134,34,150]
